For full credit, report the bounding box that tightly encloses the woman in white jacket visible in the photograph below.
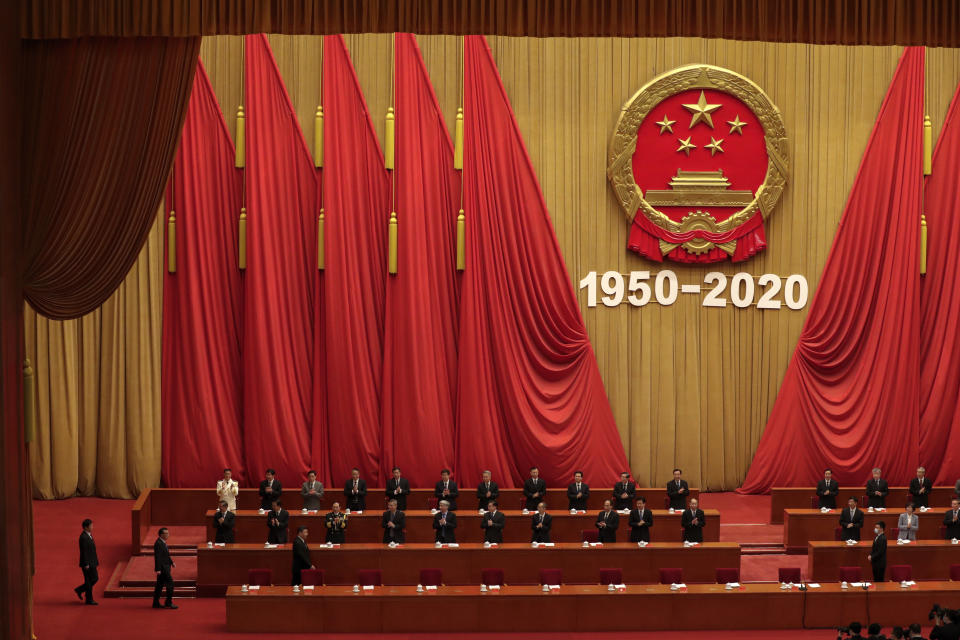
[216,468,239,511]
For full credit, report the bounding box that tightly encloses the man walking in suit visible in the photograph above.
[868,521,887,582]
[433,500,457,543]
[258,468,282,511]
[817,469,839,509]
[152,528,177,609]
[301,470,324,511]
[682,498,706,543]
[291,526,314,586]
[628,497,654,542]
[344,468,367,511]
[944,498,960,540]
[531,502,552,543]
[595,500,619,542]
[74,518,99,605]
[213,501,235,543]
[477,470,499,511]
[909,467,933,508]
[866,468,889,509]
[435,469,459,511]
[840,497,865,541]
[267,499,289,544]
[481,501,506,543]
[613,472,636,510]
[381,498,406,544]
[523,467,546,511]
[325,502,347,543]
[386,467,411,511]
[667,469,689,510]
[567,471,590,511]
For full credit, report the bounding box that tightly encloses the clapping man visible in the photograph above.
[216,468,239,512]
[435,469,459,511]
[866,468,889,509]
[433,500,457,543]
[386,467,411,511]
[628,497,654,543]
[259,468,282,511]
[531,502,552,543]
[481,501,505,543]
[909,467,933,509]
[667,469,689,510]
[476,470,499,510]
[344,468,367,512]
[523,467,546,511]
[213,500,235,543]
[840,496,864,541]
[325,502,347,543]
[613,472,636,510]
[267,499,289,544]
[595,499,619,542]
[301,470,324,511]
[381,498,406,544]
[944,498,960,540]
[567,471,590,511]
[817,469,838,509]
[681,498,706,543]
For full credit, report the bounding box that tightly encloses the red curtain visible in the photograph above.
[740,47,924,492]
[456,35,629,488]
[379,34,461,487]
[161,62,245,487]
[242,34,318,483]
[920,82,960,485]
[322,35,390,485]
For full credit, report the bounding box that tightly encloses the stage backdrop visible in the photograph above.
[26,35,960,497]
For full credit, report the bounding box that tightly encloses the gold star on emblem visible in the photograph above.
[655,115,676,134]
[705,137,725,156]
[676,136,696,156]
[727,115,747,135]
[681,91,722,129]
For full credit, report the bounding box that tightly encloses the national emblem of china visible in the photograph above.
[607,65,788,263]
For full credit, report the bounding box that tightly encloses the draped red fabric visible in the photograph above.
[243,34,318,483]
[161,62,245,487]
[379,33,461,487]
[456,35,629,488]
[322,35,390,485]
[740,47,924,493]
[920,83,960,485]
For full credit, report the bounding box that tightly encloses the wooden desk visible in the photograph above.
[197,542,741,595]
[801,582,960,628]
[771,487,957,524]
[808,540,960,582]
[204,509,720,545]
[783,509,949,553]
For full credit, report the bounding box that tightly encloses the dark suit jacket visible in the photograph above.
[79,532,99,568]
[681,508,705,542]
[433,511,457,543]
[325,511,347,543]
[476,481,500,510]
[944,509,960,539]
[595,510,619,542]
[434,480,459,510]
[628,507,654,542]
[567,483,590,510]
[213,509,235,543]
[866,478,889,508]
[667,480,689,509]
[481,510,506,543]
[523,478,547,510]
[909,477,933,507]
[258,479,282,510]
[153,538,173,572]
[381,510,406,543]
[291,536,311,581]
[267,508,289,543]
[839,507,865,541]
[870,533,887,567]
[613,482,636,510]
[386,478,411,510]
[531,512,552,543]
[931,622,960,640]
[344,478,367,511]
[816,479,838,508]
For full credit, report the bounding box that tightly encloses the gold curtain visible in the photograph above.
[27,208,163,499]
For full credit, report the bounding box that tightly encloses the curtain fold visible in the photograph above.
[380,33,460,487]
[455,35,629,488]
[21,36,199,319]
[740,47,925,492]
[161,61,245,487]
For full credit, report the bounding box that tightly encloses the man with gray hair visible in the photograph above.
[909,467,933,508]
[476,470,499,510]
[433,500,457,543]
[866,468,889,509]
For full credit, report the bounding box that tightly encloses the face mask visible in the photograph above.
[874,528,880,535]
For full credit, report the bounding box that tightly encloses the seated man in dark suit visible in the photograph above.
[476,470,499,510]
[386,467,411,511]
[522,467,546,511]
[840,497,865,541]
[567,471,589,510]
[213,501,235,543]
[258,468,282,511]
[681,498,706,543]
[434,469,459,511]
[666,468,689,510]
[74,518,99,605]
[267,499,289,544]
[433,500,457,543]
[481,501,505,543]
[381,498,406,544]
[291,526,314,586]
[595,500,619,543]
[628,496,654,542]
[944,498,960,540]
[531,502,552,543]
[909,467,933,508]
[325,502,347,543]
[816,469,838,509]
[865,467,889,509]
[344,467,367,512]
[613,472,636,511]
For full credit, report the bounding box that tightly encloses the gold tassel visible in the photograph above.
[23,359,35,444]
[388,211,398,275]
[923,115,932,175]
[167,210,176,273]
[235,105,246,168]
[238,207,247,270]
[456,209,465,271]
[314,106,324,168]
[454,107,464,170]
[385,107,395,170]
[920,213,928,275]
[317,209,325,270]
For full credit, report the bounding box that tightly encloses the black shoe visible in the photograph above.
[163,603,178,609]
[74,588,83,601]
[152,602,161,608]
[84,601,98,606]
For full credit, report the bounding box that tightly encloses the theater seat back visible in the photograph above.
[838,566,862,582]
[715,568,739,584]
[357,569,382,586]
[599,568,622,585]
[539,568,562,585]
[659,568,682,584]
[889,565,912,582]
[950,564,960,581]
[299,569,324,586]
[581,529,598,543]
[247,568,272,586]
[481,568,505,586]
[419,568,442,587]
[778,567,801,583]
